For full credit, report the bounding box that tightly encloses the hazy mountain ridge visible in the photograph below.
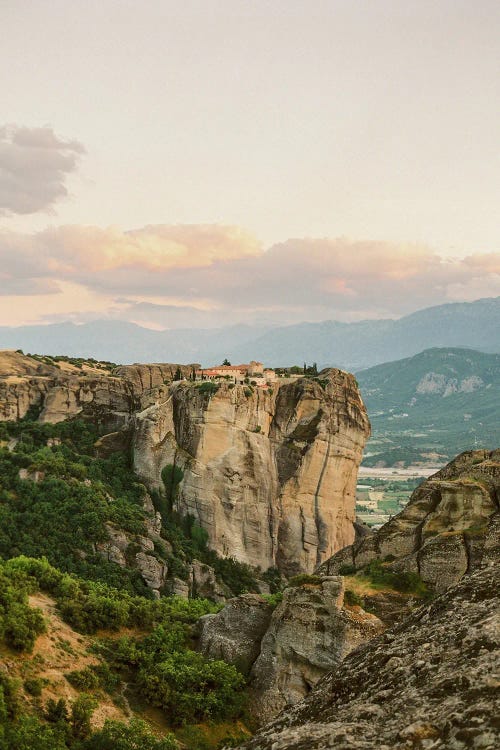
[358,347,500,466]
[1,297,499,370]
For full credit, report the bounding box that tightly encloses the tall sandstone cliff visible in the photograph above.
[0,351,370,575]
[133,371,369,574]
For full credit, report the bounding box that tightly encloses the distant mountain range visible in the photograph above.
[1,297,499,371]
[357,347,500,466]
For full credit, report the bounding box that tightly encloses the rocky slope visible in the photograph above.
[319,449,500,592]
[132,370,370,574]
[235,471,500,747]
[198,577,383,726]
[237,553,499,750]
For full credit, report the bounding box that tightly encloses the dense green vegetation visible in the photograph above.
[0,669,177,749]
[358,347,500,466]
[0,556,247,747]
[0,417,261,747]
[0,419,151,595]
[0,419,261,599]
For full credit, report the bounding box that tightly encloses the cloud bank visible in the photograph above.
[0,125,85,215]
[0,223,498,327]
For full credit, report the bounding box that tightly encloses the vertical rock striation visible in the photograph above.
[132,370,370,574]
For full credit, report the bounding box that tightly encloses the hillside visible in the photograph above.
[0,297,499,370]
[357,347,500,466]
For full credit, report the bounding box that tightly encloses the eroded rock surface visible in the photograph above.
[248,576,384,724]
[133,370,370,573]
[1,351,370,578]
[0,350,197,428]
[197,594,273,675]
[319,450,500,592]
[238,560,500,750]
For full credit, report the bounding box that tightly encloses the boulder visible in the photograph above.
[197,593,273,675]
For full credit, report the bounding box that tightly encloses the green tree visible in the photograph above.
[70,694,97,740]
[79,718,178,750]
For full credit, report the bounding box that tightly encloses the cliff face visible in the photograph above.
[0,351,370,575]
[132,370,370,574]
[0,351,197,428]
[319,449,500,592]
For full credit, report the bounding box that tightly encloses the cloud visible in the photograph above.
[0,223,498,326]
[0,124,85,215]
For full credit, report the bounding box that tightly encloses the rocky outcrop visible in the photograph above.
[248,577,384,724]
[1,351,370,577]
[133,370,370,574]
[113,363,198,392]
[189,559,232,602]
[197,594,273,675]
[0,350,197,427]
[197,576,383,725]
[319,450,500,592]
[238,557,500,750]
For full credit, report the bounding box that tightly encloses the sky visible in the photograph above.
[1,0,499,329]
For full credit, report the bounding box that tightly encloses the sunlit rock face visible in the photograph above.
[132,370,370,574]
[0,350,197,427]
[319,449,500,592]
[0,351,370,575]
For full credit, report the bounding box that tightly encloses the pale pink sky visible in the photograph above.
[1,1,499,328]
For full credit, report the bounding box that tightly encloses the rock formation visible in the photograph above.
[1,351,370,576]
[133,371,370,574]
[249,576,383,724]
[319,449,500,592]
[197,593,273,675]
[0,350,198,427]
[237,555,500,750]
[197,577,383,725]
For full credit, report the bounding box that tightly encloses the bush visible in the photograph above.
[361,559,430,597]
[70,693,97,740]
[338,564,357,576]
[288,574,322,587]
[23,677,44,697]
[344,589,364,608]
[79,718,178,750]
[196,382,219,396]
[66,667,100,691]
[262,591,283,608]
[261,566,283,594]
[138,650,245,725]
[3,602,46,652]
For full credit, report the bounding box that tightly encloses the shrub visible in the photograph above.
[23,677,44,697]
[361,559,430,597]
[3,602,46,651]
[196,382,219,395]
[79,718,178,750]
[288,574,322,587]
[262,591,283,608]
[138,650,245,725]
[338,564,357,576]
[262,566,283,594]
[70,693,97,740]
[66,667,100,691]
[344,589,364,608]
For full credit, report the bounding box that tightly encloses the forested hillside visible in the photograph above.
[0,416,272,749]
[358,347,500,466]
